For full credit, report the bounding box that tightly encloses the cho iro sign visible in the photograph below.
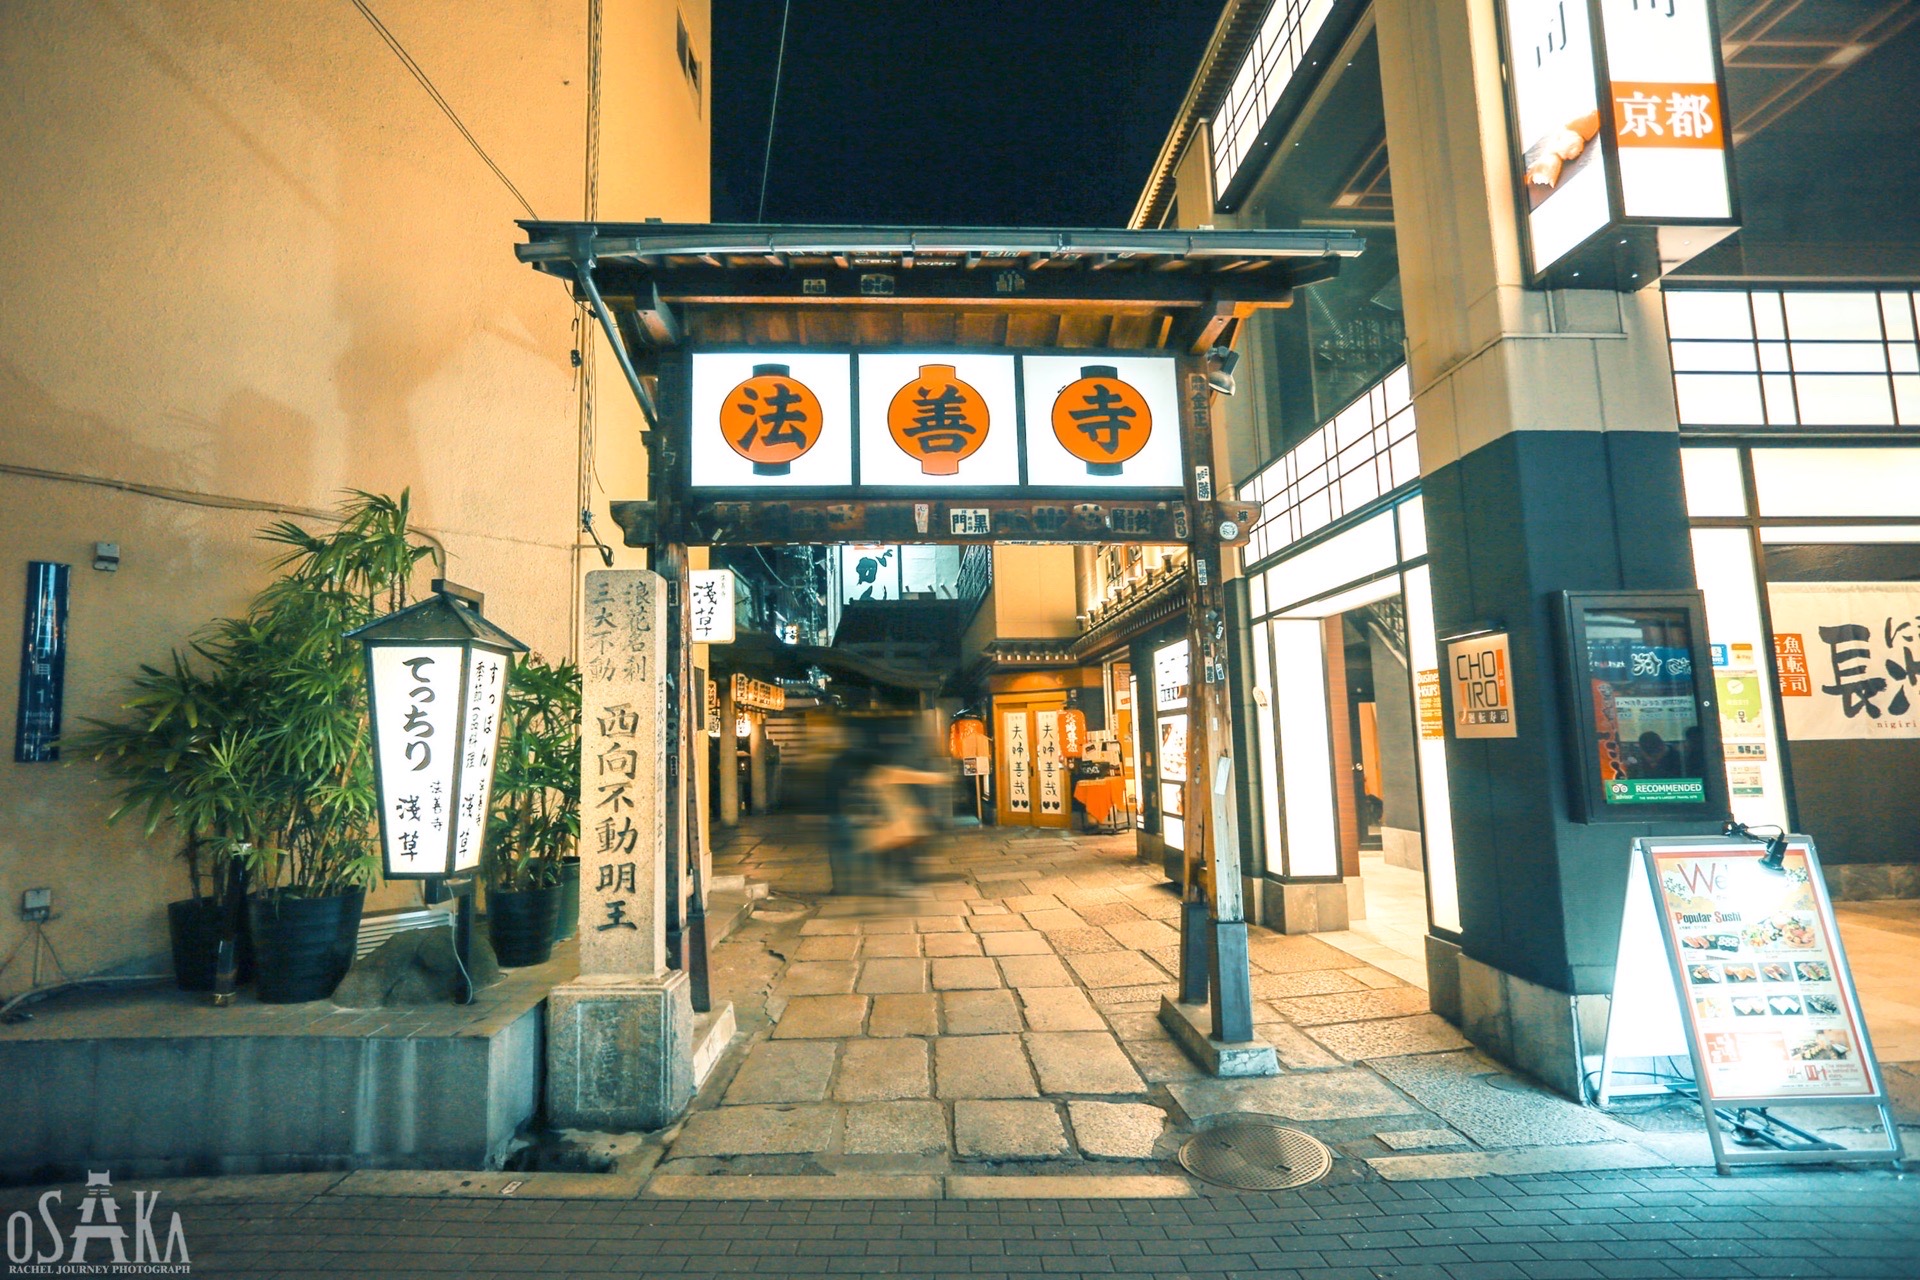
[1447,631,1517,739]
[688,350,1181,493]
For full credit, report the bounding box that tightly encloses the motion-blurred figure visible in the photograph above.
[826,716,951,897]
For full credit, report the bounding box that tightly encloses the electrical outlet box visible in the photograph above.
[21,888,52,922]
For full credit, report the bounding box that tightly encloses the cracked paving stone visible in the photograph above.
[1247,935,1358,973]
[1375,1127,1469,1151]
[1017,986,1105,1032]
[774,961,859,997]
[723,1040,838,1104]
[980,930,1051,956]
[1088,983,1176,1008]
[953,1101,1068,1159]
[1274,986,1431,1025]
[1102,920,1181,950]
[930,957,1002,990]
[965,913,1030,933]
[1166,1070,1417,1123]
[771,995,869,1039]
[794,935,860,961]
[1306,1014,1472,1061]
[1067,1101,1168,1159]
[1066,950,1171,988]
[1074,902,1147,926]
[996,954,1075,988]
[1046,927,1124,955]
[672,1105,839,1156]
[1255,1022,1345,1069]
[942,989,1022,1034]
[935,1034,1038,1098]
[1250,969,1369,999]
[833,1038,931,1102]
[1121,1038,1207,1083]
[1025,1031,1147,1095]
[868,993,939,1037]
[856,959,930,995]
[843,1101,949,1156]
[1370,1051,1630,1147]
[1023,908,1089,932]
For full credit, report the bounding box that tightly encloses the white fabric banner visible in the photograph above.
[1769,583,1920,741]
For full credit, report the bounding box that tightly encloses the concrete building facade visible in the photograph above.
[0,0,709,993]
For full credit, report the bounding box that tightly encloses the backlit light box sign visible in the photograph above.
[1499,0,1736,289]
[687,351,1182,494]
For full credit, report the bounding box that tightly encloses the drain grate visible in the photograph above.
[1178,1121,1333,1191]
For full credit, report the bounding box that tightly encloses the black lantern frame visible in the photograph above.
[349,581,529,880]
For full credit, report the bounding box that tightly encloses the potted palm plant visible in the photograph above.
[75,491,435,1002]
[69,655,254,991]
[482,655,581,967]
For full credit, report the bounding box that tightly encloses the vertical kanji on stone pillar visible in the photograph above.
[547,568,696,1130]
[577,569,669,975]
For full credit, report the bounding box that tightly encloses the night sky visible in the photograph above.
[710,1,1217,228]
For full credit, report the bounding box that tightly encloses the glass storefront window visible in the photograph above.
[1267,618,1338,877]
[1751,448,1920,518]
[1690,528,1789,827]
[1402,565,1460,933]
[1680,448,1747,518]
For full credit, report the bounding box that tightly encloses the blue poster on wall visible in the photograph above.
[15,561,69,762]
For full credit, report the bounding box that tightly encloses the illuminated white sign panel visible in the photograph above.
[1021,355,1183,489]
[689,352,853,488]
[688,350,1183,492]
[1500,0,1735,285]
[1599,0,1732,221]
[368,643,508,878]
[1506,0,1610,277]
[856,353,1020,487]
[689,569,736,645]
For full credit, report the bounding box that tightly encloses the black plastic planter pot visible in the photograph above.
[167,896,254,992]
[554,857,581,942]
[488,883,562,967]
[248,888,365,1003]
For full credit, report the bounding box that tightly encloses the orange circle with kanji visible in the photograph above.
[1051,365,1151,476]
[949,716,988,760]
[887,363,990,476]
[720,363,823,476]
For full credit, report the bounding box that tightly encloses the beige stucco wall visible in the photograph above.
[0,0,708,994]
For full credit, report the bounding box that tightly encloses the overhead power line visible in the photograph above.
[757,0,794,223]
[348,0,539,220]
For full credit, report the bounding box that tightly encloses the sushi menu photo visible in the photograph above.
[1652,845,1876,1100]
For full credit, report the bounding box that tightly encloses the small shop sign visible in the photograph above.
[731,673,785,712]
[688,569,736,644]
[1446,631,1517,739]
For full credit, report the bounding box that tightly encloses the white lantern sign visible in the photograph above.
[689,569,736,644]
[351,586,529,879]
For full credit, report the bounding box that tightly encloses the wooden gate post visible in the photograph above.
[1165,360,1267,1064]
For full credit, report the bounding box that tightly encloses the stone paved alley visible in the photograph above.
[650,819,1917,1189]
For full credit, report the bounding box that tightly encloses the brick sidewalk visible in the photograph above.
[21,1165,1914,1279]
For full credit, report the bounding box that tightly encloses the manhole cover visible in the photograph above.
[1178,1122,1333,1191]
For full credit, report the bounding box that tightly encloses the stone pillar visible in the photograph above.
[547,569,694,1129]
[747,711,768,815]
[717,677,739,828]
[1375,0,1711,1096]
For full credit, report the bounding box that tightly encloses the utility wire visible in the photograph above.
[349,0,539,220]
[757,0,794,223]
